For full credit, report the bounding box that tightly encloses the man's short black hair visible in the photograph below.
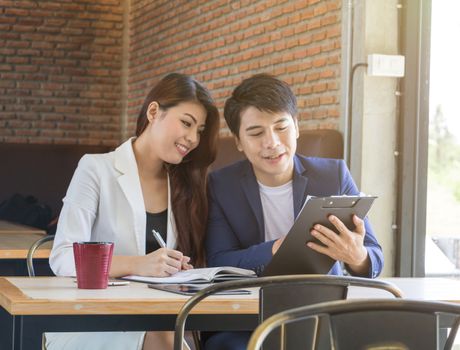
[224,73,297,136]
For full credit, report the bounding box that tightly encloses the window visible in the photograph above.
[398,0,460,277]
[425,0,460,276]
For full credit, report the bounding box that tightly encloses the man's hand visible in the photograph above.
[272,237,285,255]
[307,215,369,275]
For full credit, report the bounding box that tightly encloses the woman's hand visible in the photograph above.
[134,248,192,277]
[109,249,193,278]
[181,255,193,270]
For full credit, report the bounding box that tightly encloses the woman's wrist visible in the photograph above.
[110,255,141,277]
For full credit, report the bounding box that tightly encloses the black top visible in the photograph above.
[145,209,168,254]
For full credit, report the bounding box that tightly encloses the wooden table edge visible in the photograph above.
[0,220,47,235]
[0,277,258,316]
[0,248,51,259]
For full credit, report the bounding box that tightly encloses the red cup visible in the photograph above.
[73,242,114,289]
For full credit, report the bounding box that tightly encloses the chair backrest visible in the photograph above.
[259,280,345,350]
[27,235,55,277]
[0,143,112,216]
[173,275,402,350]
[210,129,343,171]
[247,299,460,350]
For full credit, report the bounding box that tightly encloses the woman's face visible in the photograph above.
[146,101,207,164]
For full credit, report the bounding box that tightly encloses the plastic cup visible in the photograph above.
[73,242,114,289]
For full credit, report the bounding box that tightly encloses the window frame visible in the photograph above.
[396,0,432,277]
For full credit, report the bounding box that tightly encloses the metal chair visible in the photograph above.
[26,236,199,350]
[27,235,54,277]
[26,235,55,349]
[247,298,460,350]
[173,275,403,350]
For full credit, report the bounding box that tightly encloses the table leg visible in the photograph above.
[10,313,257,349]
[0,307,12,349]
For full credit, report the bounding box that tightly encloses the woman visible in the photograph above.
[47,73,219,349]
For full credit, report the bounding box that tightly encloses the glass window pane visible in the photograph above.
[426,0,460,276]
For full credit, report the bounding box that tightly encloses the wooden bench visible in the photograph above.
[0,129,343,216]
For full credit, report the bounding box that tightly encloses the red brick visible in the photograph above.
[0,64,13,71]
[40,130,65,138]
[4,8,29,16]
[313,83,327,93]
[44,18,66,27]
[31,57,54,65]
[17,81,40,89]
[20,33,46,41]
[55,106,78,114]
[17,49,40,56]
[2,32,21,40]
[16,17,43,26]
[6,56,29,64]
[7,119,32,129]
[26,9,49,18]
[0,23,12,31]
[12,24,35,32]
[15,129,39,136]
[42,114,65,122]
[17,112,40,120]
[15,65,39,72]
[30,105,54,113]
[320,96,336,105]
[0,15,16,24]
[61,27,84,36]
[6,40,30,48]
[31,41,54,49]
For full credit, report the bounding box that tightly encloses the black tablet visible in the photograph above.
[263,195,377,276]
[147,283,251,296]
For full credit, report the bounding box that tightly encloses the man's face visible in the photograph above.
[236,106,299,186]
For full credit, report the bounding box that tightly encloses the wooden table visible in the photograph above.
[0,276,258,349]
[0,220,47,236]
[0,220,51,277]
[0,220,49,260]
[349,277,460,302]
[1,276,460,349]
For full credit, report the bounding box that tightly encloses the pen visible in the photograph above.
[152,229,166,248]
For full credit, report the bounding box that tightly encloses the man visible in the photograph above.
[204,74,383,349]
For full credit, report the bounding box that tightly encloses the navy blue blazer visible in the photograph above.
[205,155,383,278]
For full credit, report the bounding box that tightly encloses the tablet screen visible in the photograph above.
[147,283,251,296]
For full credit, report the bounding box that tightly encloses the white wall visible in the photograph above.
[341,0,401,276]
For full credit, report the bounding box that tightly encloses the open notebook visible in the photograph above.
[122,266,256,284]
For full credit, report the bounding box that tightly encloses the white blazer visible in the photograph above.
[49,138,178,276]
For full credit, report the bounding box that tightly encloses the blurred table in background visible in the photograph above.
[0,220,52,275]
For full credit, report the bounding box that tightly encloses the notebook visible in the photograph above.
[122,266,256,284]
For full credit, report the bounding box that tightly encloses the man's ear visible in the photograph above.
[146,101,160,122]
[234,136,244,152]
[294,118,300,139]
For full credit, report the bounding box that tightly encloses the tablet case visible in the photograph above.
[147,283,251,296]
[262,195,377,276]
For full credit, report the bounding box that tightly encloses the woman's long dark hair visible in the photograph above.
[136,73,219,267]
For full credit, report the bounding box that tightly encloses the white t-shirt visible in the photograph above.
[258,180,295,242]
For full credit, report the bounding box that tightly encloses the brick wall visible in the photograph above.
[0,0,124,145]
[1,0,342,144]
[128,0,342,136]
